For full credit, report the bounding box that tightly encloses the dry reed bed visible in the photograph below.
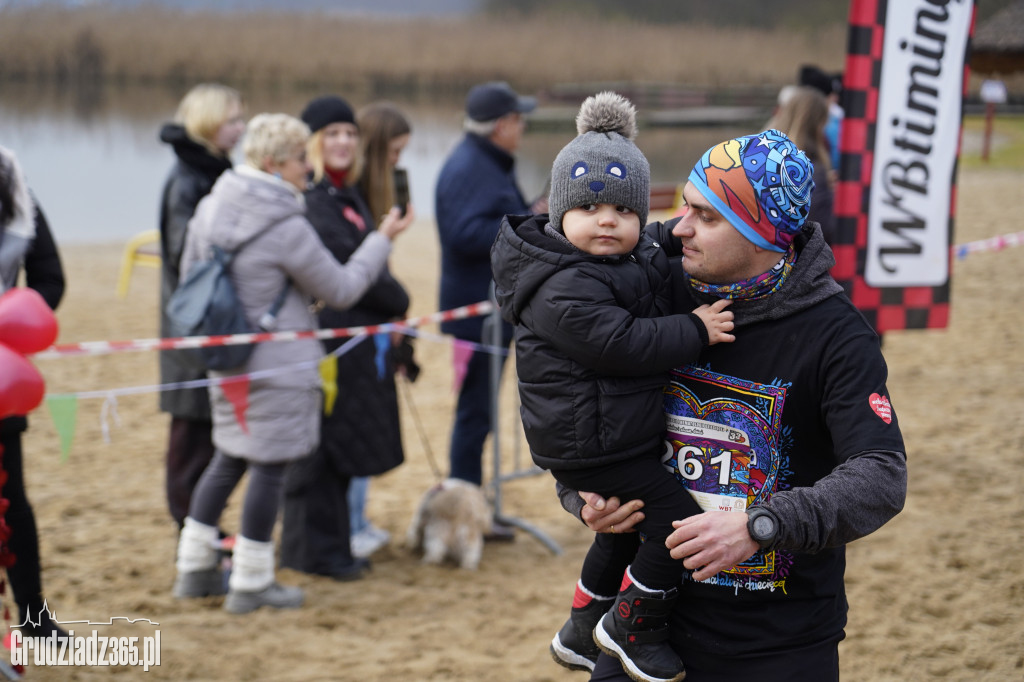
[0,6,848,93]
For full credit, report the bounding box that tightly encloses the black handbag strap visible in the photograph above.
[267,277,291,316]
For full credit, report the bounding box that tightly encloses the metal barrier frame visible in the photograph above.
[485,285,563,556]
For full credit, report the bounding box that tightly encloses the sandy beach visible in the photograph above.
[10,164,1024,681]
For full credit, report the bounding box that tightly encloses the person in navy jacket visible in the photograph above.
[434,82,538,527]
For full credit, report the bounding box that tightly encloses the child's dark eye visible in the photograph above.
[616,206,633,214]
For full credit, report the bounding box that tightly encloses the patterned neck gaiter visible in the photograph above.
[687,247,798,301]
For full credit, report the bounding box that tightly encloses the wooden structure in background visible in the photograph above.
[972,0,1024,75]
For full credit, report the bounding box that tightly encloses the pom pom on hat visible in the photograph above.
[574,91,638,139]
[688,129,814,252]
[548,92,650,232]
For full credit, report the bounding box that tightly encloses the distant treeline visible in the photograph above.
[483,0,1022,28]
[0,6,849,97]
[483,0,848,29]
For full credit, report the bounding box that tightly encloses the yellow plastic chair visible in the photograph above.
[647,182,687,220]
[670,182,687,216]
[116,229,162,297]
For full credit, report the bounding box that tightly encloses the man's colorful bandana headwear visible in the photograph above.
[688,129,814,253]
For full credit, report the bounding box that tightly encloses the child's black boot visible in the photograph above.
[549,581,613,672]
[594,569,685,682]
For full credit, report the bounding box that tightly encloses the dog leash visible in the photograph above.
[398,373,445,482]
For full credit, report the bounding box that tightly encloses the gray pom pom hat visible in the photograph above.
[548,91,650,232]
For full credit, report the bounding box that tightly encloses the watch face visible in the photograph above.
[753,514,775,539]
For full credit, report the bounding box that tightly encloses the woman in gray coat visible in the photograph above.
[171,113,408,615]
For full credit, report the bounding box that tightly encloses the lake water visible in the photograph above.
[0,81,753,245]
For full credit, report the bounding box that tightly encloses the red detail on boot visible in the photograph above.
[619,571,634,592]
[0,441,14,571]
[617,600,631,619]
[572,583,593,609]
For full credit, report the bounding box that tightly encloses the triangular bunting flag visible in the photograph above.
[374,332,390,380]
[45,395,78,462]
[320,355,338,416]
[452,340,474,394]
[220,376,251,434]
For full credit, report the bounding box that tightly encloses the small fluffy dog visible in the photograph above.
[406,478,492,570]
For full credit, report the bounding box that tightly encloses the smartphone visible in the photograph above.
[393,168,410,217]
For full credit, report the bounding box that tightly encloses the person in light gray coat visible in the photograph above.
[171,113,409,615]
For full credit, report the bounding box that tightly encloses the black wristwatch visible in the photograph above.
[746,507,779,550]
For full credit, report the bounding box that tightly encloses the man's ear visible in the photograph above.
[750,244,783,267]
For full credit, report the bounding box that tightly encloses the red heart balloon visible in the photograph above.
[0,343,45,418]
[0,287,58,355]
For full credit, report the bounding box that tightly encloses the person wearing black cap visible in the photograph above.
[279,95,415,582]
[768,86,837,246]
[798,65,844,172]
[434,81,538,537]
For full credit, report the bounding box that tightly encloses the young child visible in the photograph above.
[491,92,734,682]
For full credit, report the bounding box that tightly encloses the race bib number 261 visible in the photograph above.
[662,413,755,513]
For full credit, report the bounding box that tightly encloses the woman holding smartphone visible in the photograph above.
[347,101,417,559]
[357,101,412,222]
[280,96,415,580]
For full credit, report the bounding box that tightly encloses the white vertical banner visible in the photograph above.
[866,0,973,287]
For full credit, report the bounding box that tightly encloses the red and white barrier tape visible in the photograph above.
[29,228,1024,361]
[35,300,494,359]
[954,230,1024,258]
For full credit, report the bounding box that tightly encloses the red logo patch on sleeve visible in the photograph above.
[869,393,892,424]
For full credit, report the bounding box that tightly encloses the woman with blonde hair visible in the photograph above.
[766,85,836,244]
[158,83,246,533]
[172,113,409,614]
[279,96,415,579]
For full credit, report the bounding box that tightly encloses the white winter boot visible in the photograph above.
[172,517,225,598]
[223,535,304,615]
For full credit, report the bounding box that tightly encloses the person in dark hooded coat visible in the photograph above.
[157,83,245,530]
[278,95,416,581]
